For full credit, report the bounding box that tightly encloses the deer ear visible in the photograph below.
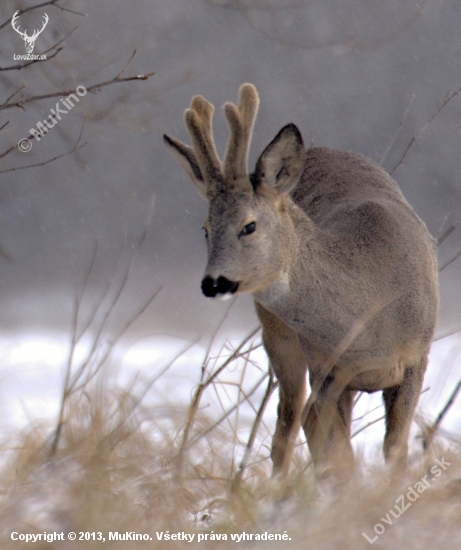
[163,134,208,200]
[253,124,304,194]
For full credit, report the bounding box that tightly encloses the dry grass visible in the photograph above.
[1,337,461,550]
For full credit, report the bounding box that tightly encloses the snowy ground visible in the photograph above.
[0,329,459,467]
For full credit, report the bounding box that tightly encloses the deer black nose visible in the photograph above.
[201,276,239,298]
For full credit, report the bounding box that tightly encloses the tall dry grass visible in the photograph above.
[1,334,461,550]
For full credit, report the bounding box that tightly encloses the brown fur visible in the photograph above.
[164,84,439,477]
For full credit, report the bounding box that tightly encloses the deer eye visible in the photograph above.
[202,227,208,239]
[239,222,256,238]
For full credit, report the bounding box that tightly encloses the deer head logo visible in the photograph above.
[11,11,49,54]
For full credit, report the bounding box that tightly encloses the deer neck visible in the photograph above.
[253,199,339,323]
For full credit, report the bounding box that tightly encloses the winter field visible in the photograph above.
[0,271,460,549]
[2,1,461,548]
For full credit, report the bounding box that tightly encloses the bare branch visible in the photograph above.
[423,378,461,449]
[0,51,155,111]
[379,93,415,166]
[0,48,62,72]
[437,217,461,272]
[0,143,17,161]
[0,0,84,31]
[390,85,461,176]
[0,121,86,175]
[186,371,268,451]
[433,326,461,342]
[232,369,278,489]
[52,4,86,16]
[219,0,431,54]
[0,27,78,72]
[3,85,25,105]
[49,197,158,455]
[439,249,461,272]
[176,326,261,475]
[0,52,154,166]
[351,415,386,439]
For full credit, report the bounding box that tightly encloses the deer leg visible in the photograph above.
[255,302,308,477]
[382,358,426,468]
[303,372,355,476]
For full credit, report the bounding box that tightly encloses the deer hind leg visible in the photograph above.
[303,372,355,477]
[383,357,426,468]
[255,302,308,477]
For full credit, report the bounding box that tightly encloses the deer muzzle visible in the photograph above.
[201,276,239,299]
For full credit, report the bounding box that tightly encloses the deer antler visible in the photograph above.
[223,83,260,180]
[184,95,223,185]
[165,84,260,196]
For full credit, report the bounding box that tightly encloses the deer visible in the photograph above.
[163,83,439,479]
[11,11,49,54]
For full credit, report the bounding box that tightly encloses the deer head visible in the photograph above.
[11,11,49,54]
[164,84,305,300]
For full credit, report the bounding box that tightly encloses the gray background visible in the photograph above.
[0,0,460,436]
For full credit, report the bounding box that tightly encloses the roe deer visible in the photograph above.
[164,84,438,477]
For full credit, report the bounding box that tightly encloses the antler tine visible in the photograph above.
[223,83,260,180]
[238,83,260,172]
[184,95,223,185]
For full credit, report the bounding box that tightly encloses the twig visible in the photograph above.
[0,27,78,72]
[0,0,59,30]
[379,93,415,166]
[50,239,99,456]
[67,200,156,394]
[433,326,461,342]
[49,195,157,456]
[439,249,461,272]
[423,378,461,449]
[226,0,430,53]
[0,143,17,161]
[351,402,384,423]
[0,52,154,166]
[52,4,86,16]
[0,0,85,31]
[176,326,261,475]
[73,195,143,343]
[0,50,154,112]
[103,338,199,454]
[351,415,386,439]
[186,371,269,451]
[232,368,278,490]
[352,386,429,439]
[390,85,461,175]
[199,299,237,383]
[437,215,460,246]
[0,120,86,174]
[0,49,62,72]
[3,85,25,107]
